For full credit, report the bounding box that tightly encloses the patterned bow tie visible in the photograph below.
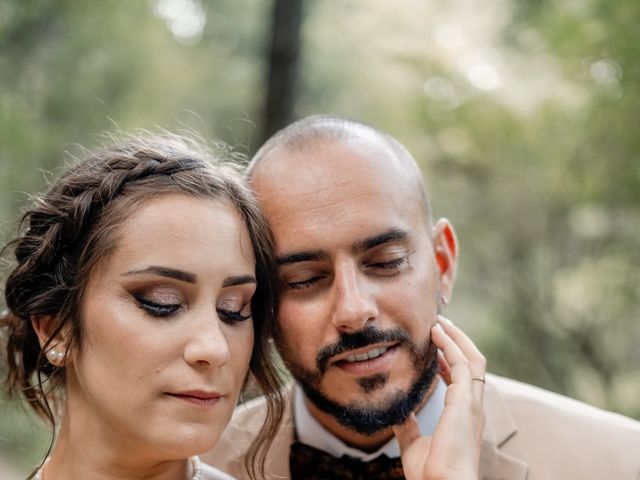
[290,441,405,480]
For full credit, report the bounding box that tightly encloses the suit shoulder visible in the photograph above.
[487,375,640,448]
[230,393,271,430]
[486,374,640,478]
[201,395,270,475]
[488,373,640,436]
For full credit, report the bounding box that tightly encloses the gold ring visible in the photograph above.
[471,376,486,383]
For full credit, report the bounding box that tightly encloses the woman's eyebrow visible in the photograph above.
[122,266,196,283]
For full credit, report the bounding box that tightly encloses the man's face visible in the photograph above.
[252,138,456,435]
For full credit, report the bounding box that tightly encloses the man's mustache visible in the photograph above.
[316,327,412,373]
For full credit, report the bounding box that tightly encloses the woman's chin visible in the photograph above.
[155,428,221,459]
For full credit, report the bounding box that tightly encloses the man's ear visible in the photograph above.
[432,218,458,305]
[31,315,68,366]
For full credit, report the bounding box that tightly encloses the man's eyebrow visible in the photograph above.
[276,250,329,266]
[122,266,196,283]
[355,228,409,252]
[222,275,256,287]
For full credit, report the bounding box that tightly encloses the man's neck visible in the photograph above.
[304,378,439,452]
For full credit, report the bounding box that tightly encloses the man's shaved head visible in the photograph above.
[248,115,432,227]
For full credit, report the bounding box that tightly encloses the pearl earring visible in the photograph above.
[47,348,65,364]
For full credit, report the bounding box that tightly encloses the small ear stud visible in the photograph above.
[439,294,449,308]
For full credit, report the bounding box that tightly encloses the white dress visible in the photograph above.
[201,462,236,480]
[31,458,235,480]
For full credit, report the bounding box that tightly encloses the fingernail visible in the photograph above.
[439,316,453,326]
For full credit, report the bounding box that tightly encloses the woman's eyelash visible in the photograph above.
[217,309,251,323]
[134,295,181,317]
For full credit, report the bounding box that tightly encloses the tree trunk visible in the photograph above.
[260,0,304,145]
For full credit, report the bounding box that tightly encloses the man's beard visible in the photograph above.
[277,326,439,436]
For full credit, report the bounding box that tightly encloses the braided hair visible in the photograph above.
[1,132,284,479]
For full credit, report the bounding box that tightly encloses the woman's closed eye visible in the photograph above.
[133,292,182,318]
[217,308,251,323]
[216,294,252,324]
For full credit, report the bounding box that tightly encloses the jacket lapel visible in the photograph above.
[479,375,528,480]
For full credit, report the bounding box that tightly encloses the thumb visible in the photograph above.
[393,413,432,480]
[392,413,422,452]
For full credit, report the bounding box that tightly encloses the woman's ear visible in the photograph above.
[31,315,68,366]
[432,218,459,306]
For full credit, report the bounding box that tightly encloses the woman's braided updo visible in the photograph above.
[1,131,284,479]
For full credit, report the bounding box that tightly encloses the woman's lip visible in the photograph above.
[166,390,222,407]
[169,390,222,399]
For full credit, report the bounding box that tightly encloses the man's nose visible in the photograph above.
[330,263,379,332]
[183,309,231,368]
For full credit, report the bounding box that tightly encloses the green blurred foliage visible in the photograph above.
[1,0,639,472]
[298,0,640,419]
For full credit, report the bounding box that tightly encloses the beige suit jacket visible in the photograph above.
[204,374,640,479]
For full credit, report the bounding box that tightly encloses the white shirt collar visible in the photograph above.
[293,378,447,461]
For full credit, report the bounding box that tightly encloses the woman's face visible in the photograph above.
[67,194,256,459]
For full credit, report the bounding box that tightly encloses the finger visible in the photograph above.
[392,413,421,453]
[438,316,485,370]
[393,413,433,480]
[437,349,452,386]
[431,323,471,386]
[438,316,486,401]
[471,377,486,402]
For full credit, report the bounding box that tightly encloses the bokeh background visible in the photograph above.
[1,0,639,472]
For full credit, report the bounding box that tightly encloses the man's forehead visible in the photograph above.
[251,138,409,196]
[258,172,427,259]
[250,131,432,240]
